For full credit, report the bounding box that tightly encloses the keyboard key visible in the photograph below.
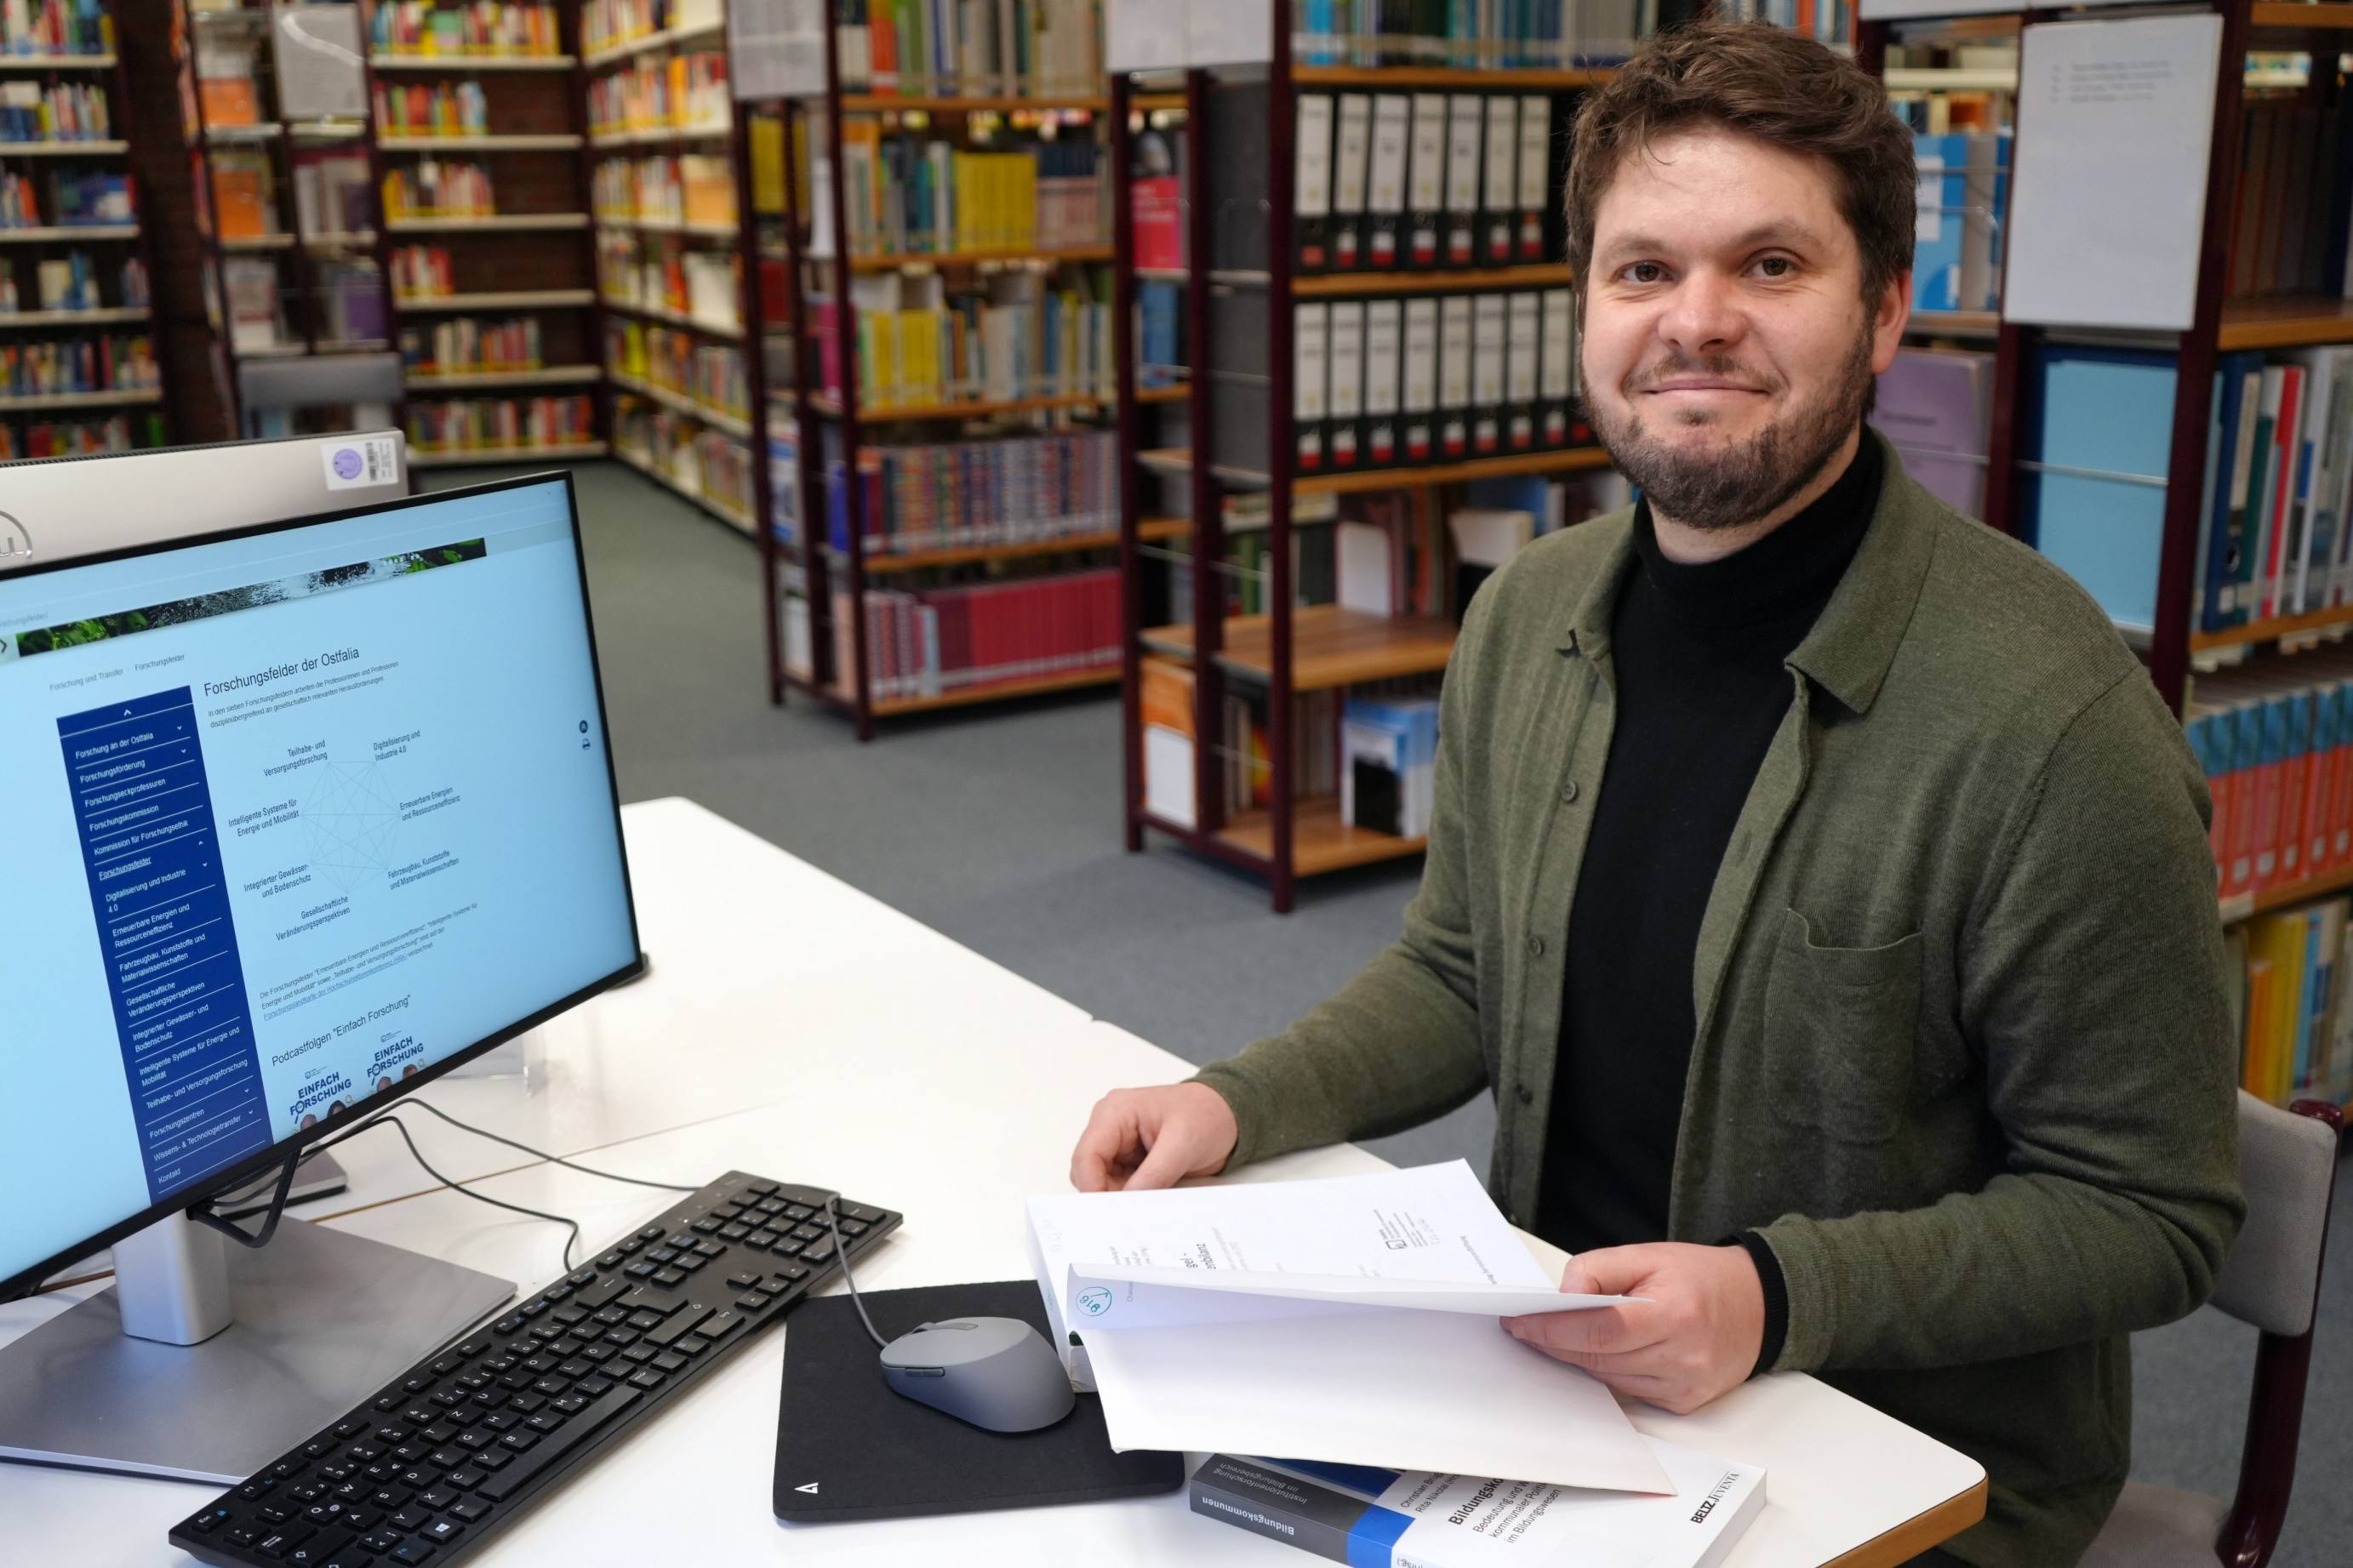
[258,1504,294,1525]
[675,1335,711,1355]
[697,1309,745,1340]
[238,1480,277,1502]
[801,1239,838,1265]
[456,1430,494,1452]
[595,1251,627,1269]
[273,1459,311,1480]
[334,1420,368,1440]
[186,1505,234,1534]
[499,1430,539,1452]
[360,1532,403,1554]
[735,1294,768,1311]
[719,1222,751,1240]
[390,1505,430,1532]
[444,1465,487,1491]
[420,1424,455,1445]
[745,1181,780,1197]
[388,1540,439,1565]
[415,1485,456,1512]
[690,1217,722,1234]
[493,1315,527,1336]
[426,1449,465,1471]
[842,1204,885,1224]
[226,1525,262,1549]
[625,1262,658,1280]
[627,1368,665,1391]
[646,1247,678,1265]
[694,1240,726,1257]
[526,1411,564,1433]
[456,1338,493,1359]
[568,1269,597,1288]
[476,1385,640,1502]
[725,1274,760,1292]
[746,1230,780,1250]
[255,1526,315,1559]
[654,1267,688,1286]
[653,1351,688,1374]
[423,1517,465,1544]
[577,1375,616,1397]
[286,1531,349,1566]
[471,1445,514,1473]
[782,1203,814,1222]
[646,1303,711,1347]
[675,1254,708,1273]
[637,1226,665,1242]
[340,1508,381,1533]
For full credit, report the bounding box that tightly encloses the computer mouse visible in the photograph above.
[879,1316,1076,1433]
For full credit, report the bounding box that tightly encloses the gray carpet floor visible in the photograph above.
[436,459,2352,1565]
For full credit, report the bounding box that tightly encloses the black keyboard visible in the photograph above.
[169,1172,900,1568]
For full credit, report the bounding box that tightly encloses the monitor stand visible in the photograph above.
[0,1211,513,1484]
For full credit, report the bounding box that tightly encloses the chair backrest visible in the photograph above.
[2211,1092,2341,1337]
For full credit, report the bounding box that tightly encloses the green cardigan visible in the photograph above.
[1193,430,2246,1568]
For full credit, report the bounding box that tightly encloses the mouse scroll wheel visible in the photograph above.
[896,1366,946,1378]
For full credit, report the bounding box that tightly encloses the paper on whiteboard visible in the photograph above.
[729,0,827,99]
[1105,0,1185,71]
[2000,14,2222,331]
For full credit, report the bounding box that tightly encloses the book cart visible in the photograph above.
[0,0,174,454]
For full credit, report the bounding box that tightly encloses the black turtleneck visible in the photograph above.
[1537,430,1882,1371]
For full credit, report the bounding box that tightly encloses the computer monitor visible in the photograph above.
[0,430,407,573]
[0,471,641,1479]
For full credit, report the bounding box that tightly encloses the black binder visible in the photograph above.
[773,1280,1184,1523]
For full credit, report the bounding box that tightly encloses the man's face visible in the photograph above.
[1579,126,1907,532]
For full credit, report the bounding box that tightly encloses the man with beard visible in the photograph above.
[1068,20,2242,1568]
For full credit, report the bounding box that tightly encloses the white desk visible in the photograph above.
[1,799,1985,1567]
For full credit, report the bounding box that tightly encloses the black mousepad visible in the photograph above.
[773,1279,1183,1522]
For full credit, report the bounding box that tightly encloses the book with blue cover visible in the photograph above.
[2024,344,2177,632]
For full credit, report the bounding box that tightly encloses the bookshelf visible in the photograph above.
[747,0,1125,738]
[172,0,390,439]
[0,1,174,458]
[1108,20,1627,911]
[368,0,608,467]
[583,0,756,530]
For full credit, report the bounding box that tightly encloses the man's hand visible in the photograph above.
[1504,1242,1766,1416]
[1070,1083,1239,1192]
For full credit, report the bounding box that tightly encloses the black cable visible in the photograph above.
[373,1100,700,1195]
[187,1150,303,1250]
[825,1194,890,1350]
[353,1113,585,1274]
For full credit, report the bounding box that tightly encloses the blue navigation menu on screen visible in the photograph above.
[0,476,637,1286]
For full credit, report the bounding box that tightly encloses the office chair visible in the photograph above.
[2081,1092,2343,1568]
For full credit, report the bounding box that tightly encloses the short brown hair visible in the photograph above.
[1564,20,1915,310]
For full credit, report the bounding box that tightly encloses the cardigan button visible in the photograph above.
[1515,1085,1534,1107]
[1526,935,1545,957]
[1559,778,1579,804]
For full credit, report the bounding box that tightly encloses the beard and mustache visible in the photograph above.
[1586,315,1876,533]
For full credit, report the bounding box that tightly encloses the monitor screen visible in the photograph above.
[0,474,639,1296]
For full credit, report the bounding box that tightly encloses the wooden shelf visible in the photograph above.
[2249,3,2353,43]
[2220,295,2353,351]
[0,139,128,156]
[1131,92,1186,113]
[203,125,279,145]
[581,20,727,70]
[387,213,591,233]
[219,233,294,252]
[846,244,1113,271]
[842,517,1185,573]
[0,306,149,328]
[1139,444,1613,493]
[869,664,1119,716]
[370,52,577,71]
[598,214,738,239]
[379,133,583,152]
[2221,859,2353,927]
[0,224,136,243]
[1135,383,1189,403]
[0,53,114,71]
[411,441,608,467]
[1140,604,1456,690]
[398,288,596,312]
[842,94,1108,114]
[1908,309,1999,339]
[2190,603,2353,655]
[408,364,603,391]
[597,294,745,339]
[614,444,755,533]
[808,390,1111,420]
[1217,795,1427,876]
[1294,263,1571,297]
[0,385,160,411]
[589,122,731,148]
[1293,65,1613,90]
[609,369,753,439]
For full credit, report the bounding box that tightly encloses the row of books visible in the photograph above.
[591,153,734,228]
[382,159,495,219]
[586,51,727,136]
[835,128,1104,257]
[596,235,738,329]
[831,0,1103,100]
[1295,290,1581,474]
[1134,277,1182,385]
[616,402,755,519]
[401,314,550,374]
[0,78,106,142]
[2191,653,2353,904]
[368,2,563,58]
[1138,659,1347,826]
[0,332,153,396]
[2234,901,2353,1110]
[407,392,593,453]
[1,0,109,56]
[0,168,126,228]
[789,425,1117,554]
[389,243,457,298]
[2190,349,2353,634]
[0,248,140,312]
[373,81,491,139]
[581,0,722,56]
[607,317,745,419]
[1911,130,2009,314]
[220,256,386,350]
[1289,91,1558,275]
[2232,95,2350,303]
[831,567,1121,704]
[207,151,280,241]
[1872,345,1994,521]
[815,267,1111,408]
[1289,0,1646,68]
[0,412,158,461]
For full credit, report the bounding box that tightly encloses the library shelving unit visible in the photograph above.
[0,3,174,456]
[173,0,400,437]
[751,0,1123,738]
[1110,27,1620,911]
[368,0,605,465]
[581,0,755,528]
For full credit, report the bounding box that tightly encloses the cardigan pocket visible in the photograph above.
[1764,909,1924,1146]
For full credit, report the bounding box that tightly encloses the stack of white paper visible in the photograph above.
[1026,1161,1671,1494]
